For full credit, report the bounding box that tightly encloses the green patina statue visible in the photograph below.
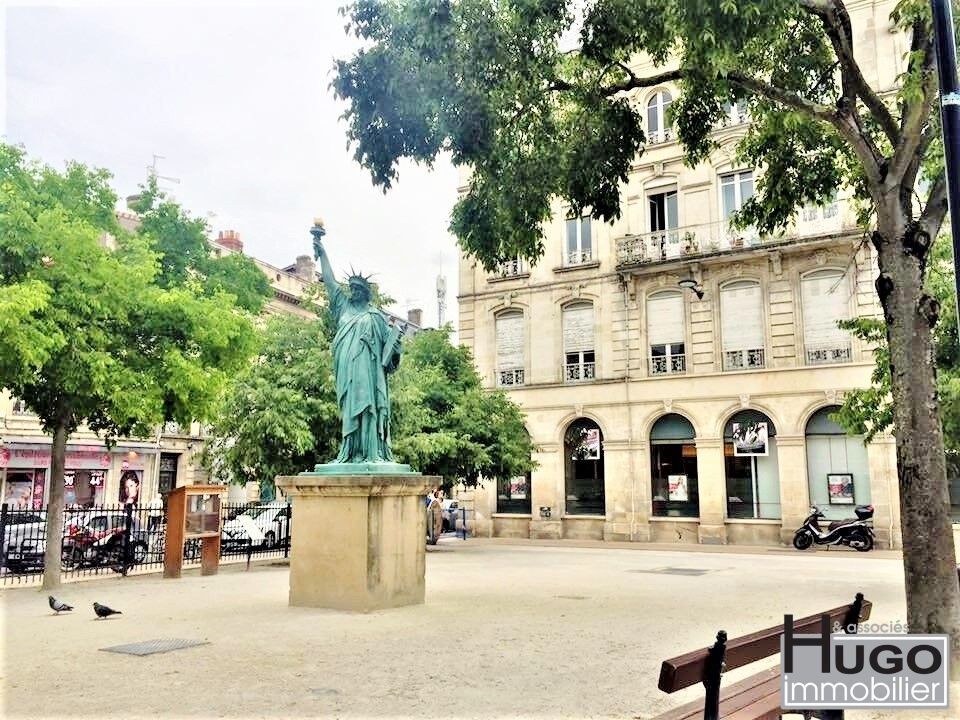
[310,220,410,472]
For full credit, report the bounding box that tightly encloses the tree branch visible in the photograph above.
[888,21,938,187]
[919,170,949,238]
[549,68,684,96]
[800,0,900,144]
[728,70,883,184]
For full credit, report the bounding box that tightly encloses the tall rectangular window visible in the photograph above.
[648,190,679,260]
[647,291,686,375]
[721,170,754,223]
[802,269,852,365]
[563,302,595,382]
[495,310,525,386]
[720,281,765,370]
[565,216,592,265]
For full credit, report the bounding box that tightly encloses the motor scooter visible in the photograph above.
[792,504,874,552]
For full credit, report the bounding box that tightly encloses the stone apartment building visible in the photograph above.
[458,0,929,549]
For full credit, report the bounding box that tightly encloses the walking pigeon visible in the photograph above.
[48,595,73,614]
[93,602,122,619]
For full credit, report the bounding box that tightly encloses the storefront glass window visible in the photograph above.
[724,410,781,519]
[564,419,604,515]
[650,414,698,517]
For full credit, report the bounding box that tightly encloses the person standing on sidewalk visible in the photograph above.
[428,489,444,544]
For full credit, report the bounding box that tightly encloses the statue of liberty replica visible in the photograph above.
[274,220,432,612]
[309,220,412,473]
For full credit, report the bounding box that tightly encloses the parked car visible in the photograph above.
[2,510,48,572]
[441,499,460,533]
[221,503,291,549]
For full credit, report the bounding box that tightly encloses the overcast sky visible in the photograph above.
[2,0,461,328]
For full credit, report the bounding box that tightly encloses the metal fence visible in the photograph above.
[0,501,291,586]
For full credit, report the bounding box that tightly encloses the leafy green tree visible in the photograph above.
[202,314,340,499]
[130,177,272,313]
[391,328,536,488]
[835,231,959,453]
[0,144,259,588]
[333,0,959,658]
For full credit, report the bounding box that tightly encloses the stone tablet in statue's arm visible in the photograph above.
[381,321,403,373]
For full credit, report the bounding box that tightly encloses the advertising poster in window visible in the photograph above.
[509,476,528,500]
[119,469,143,505]
[732,421,769,456]
[827,473,855,504]
[667,474,689,502]
[584,429,601,459]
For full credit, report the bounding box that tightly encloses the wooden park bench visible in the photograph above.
[652,593,871,720]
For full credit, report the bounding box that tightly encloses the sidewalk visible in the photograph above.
[2,539,955,719]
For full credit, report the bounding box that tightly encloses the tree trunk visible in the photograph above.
[40,420,68,590]
[874,204,960,675]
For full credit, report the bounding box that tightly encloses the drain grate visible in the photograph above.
[100,638,209,656]
[630,567,711,576]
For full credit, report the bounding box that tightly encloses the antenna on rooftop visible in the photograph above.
[147,154,181,187]
[436,271,447,327]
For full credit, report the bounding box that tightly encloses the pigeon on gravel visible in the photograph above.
[48,596,73,614]
[93,602,122,619]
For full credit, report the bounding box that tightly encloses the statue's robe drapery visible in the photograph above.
[328,285,402,463]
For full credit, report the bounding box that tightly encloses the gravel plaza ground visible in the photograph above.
[1,538,957,720]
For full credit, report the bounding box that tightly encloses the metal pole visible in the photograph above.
[930,0,960,312]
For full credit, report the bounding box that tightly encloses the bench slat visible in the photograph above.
[651,668,780,720]
[658,600,872,693]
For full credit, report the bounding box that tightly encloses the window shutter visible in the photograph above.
[563,303,594,352]
[647,292,684,345]
[496,311,524,368]
[721,281,764,351]
[802,270,850,345]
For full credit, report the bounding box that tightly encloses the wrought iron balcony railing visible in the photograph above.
[564,362,596,383]
[649,354,686,376]
[805,342,852,366]
[723,348,766,371]
[497,368,525,386]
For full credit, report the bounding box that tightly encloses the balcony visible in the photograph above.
[497,368,525,387]
[805,342,852,366]
[564,362,596,383]
[615,214,846,269]
[496,257,526,278]
[649,354,686,376]
[723,348,766,371]
[565,250,595,267]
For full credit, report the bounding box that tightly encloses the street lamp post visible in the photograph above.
[930,0,960,313]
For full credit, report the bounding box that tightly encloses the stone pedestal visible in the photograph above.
[275,473,436,612]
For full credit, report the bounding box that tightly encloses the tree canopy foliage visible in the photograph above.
[0,143,260,587]
[129,177,272,314]
[202,314,340,499]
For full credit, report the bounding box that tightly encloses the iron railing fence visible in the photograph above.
[0,500,292,586]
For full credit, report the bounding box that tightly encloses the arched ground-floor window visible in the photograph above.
[805,406,871,520]
[724,410,781,519]
[650,414,698,517]
[564,418,604,515]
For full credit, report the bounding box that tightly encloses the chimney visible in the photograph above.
[407,308,423,327]
[294,254,317,281]
[216,230,243,253]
